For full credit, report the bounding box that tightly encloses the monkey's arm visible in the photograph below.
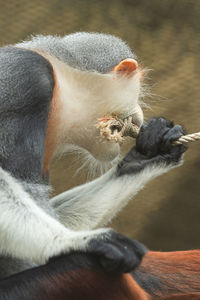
[0,253,149,300]
[3,251,200,300]
[51,118,186,230]
[2,250,200,300]
[0,167,145,273]
[51,163,171,230]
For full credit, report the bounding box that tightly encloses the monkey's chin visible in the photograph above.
[82,140,121,162]
[59,143,121,179]
[80,149,121,179]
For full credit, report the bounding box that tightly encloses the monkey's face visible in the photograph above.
[46,56,144,172]
[55,59,143,162]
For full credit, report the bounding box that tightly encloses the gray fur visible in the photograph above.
[0,256,35,278]
[21,182,56,218]
[0,46,54,183]
[17,32,136,73]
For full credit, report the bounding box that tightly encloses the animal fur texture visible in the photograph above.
[0,33,186,294]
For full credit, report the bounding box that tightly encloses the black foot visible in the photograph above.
[88,230,147,274]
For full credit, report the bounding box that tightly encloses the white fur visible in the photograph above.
[0,157,180,267]
[51,162,181,231]
[0,167,110,264]
[39,53,143,162]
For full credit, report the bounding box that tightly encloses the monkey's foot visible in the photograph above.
[87,230,147,274]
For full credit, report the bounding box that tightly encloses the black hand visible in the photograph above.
[117,117,187,176]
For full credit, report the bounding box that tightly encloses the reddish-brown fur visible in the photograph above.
[30,250,200,300]
[64,250,200,300]
[43,68,62,176]
[154,293,200,300]
[40,270,149,300]
[134,250,200,297]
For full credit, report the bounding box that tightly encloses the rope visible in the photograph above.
[97,115,200,145]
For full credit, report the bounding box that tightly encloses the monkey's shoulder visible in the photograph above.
[0,46,55,105]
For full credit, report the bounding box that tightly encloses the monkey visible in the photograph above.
[0,32,186,294]
[0,247,200,299]
[132,249,200,297]
[0,251,149,300]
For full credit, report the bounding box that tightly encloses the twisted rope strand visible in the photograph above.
[97,116,200,145]
[173,132,200,145]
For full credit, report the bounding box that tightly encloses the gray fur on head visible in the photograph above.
[17,32,136,73]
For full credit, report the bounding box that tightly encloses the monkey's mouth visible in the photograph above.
[97,113,142,144]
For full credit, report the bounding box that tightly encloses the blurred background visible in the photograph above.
[0,0,200,251]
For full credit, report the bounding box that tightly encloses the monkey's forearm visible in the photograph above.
[0,168,75,263]
[0,253,147,300]
[51,118,186,231]
[50,161,175,231]
[0,167,105,264]
[0,166,144,275]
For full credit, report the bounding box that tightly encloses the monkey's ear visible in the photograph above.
[113,58,138,76]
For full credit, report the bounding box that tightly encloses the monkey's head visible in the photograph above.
[2,32,146,180]
[40,33,145,173]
